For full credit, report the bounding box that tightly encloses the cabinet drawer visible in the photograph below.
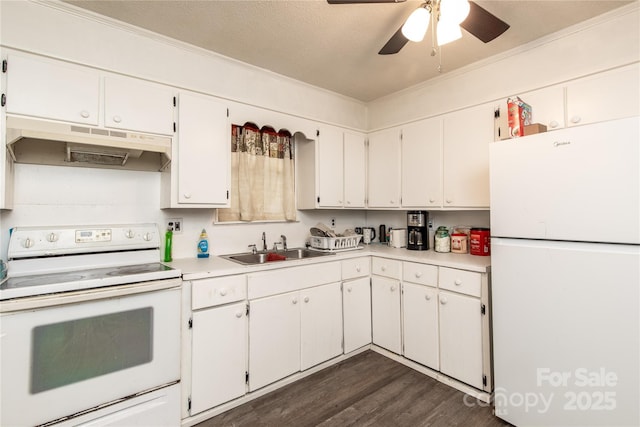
[402,262,438,286]
[248,262,341,299]
[371,257,401,280]
[342,257,371,280]
[438,267,481,298]
[192,275,247,310]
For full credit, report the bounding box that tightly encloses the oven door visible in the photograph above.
[0,280,181,426]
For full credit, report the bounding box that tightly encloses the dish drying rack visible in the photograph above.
[309,235,363,252]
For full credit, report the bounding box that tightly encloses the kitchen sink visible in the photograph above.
[223,248,334,265]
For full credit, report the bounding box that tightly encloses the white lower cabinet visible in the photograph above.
[342,277,372,353]
[402,282,439,370]
[189,275,248,415]
[191,301,247,414]
[438,290,484,389]
[371,276,402,354]
[249,291,301,391]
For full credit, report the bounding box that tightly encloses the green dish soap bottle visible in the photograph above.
[163,228,173,262]
[197,229,210,258]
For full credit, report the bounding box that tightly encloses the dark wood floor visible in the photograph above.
[196,350,511,427]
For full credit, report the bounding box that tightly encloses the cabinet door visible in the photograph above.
[442,103,493,208]
[248,292,300,391]
[566,63,640,127]
[402,282,439,370]
[343,277,372,353]
[439,290,483,389]
[317,125,344,207]
[343,131,366,208]
[104,76,175,135]
[367,128,401,208]
[6,54,99,125]
[300,282,343,370]
[401,118,442,208]
[371,276,401,354]
[177,92,230,205]
[191,302,247,414]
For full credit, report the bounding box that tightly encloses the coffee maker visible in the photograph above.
[407,210,429,250]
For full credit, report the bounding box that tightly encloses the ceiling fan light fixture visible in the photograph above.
[401,6,430,42]
[436,19,462,46]
[439,0,470,24]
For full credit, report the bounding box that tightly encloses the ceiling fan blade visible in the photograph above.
[378,26,409,55]
[461,1,510,43]
[327,0,406,3]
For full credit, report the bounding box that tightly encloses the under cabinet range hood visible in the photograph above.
[5,116,172,171]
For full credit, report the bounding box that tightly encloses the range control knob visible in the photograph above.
[23,237,35,249]
[143,232,153,241]
[125,229,135,239]
[46,232,59,243]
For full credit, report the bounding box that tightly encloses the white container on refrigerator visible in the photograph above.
[490,116,639,244]
[489,116,640,427]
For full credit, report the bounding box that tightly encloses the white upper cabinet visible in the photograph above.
[343,131,366,208]
[297,125,366,209]
[566,63,640,127]
[442,103,494,208]
[104,76,175,136]
[5,53,100,125]
[401,118,442,208]
[368,127,401,208]
[168,92,229,207]
[317,124,345,207]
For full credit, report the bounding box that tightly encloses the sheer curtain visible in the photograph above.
[218,122,295,222]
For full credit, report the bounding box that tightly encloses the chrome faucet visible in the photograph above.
[280,234,287,251]
[261,232,267,252]
[248,244,257,254]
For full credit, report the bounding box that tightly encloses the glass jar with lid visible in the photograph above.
[434,226,451,253]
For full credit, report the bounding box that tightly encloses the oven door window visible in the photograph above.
[31,307,153,393]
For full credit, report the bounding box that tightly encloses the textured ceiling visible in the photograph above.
[64,0,634,102]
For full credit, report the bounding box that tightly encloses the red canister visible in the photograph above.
[470,228,490,256]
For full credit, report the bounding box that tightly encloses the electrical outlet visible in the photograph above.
[330,217,336,229]
[167,218,183,234]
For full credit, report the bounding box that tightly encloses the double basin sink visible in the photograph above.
[222,248,334,265]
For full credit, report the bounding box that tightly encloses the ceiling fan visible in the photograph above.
[327,0,510,55]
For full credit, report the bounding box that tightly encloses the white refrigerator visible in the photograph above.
[489,116,639,426]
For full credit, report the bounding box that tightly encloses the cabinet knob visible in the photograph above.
[454,279,462,286]
[23,237,34,249]
[549,120,559,129]
[338,200,342,204]
[80,110,90,118]
[389,200,395,204]
[356,266,361,272]
[112,115,122,123]
[446,199,453,204]
[415,271,422,278]
[292,297,298,305]
[346,201,351,205]
[425,294,431,301]
[183,193,192,199]
[390,285,396,292]
[440,296,448,305]
[429,198,435,203]
[304,296,310,303]
[570,116,581,124]
[235,312,243,318]
[381,266,387,271]
[219,288,227,296]
[347,286,352,293]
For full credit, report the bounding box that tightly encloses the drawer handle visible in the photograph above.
[292,297,298,305]
[440,296,448,305]
[454,279,462,286]
[219,288,227,296]
[425,294,431,301]
[415,271,422,278]
[304,296,310,303]
[235,311,243,318]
